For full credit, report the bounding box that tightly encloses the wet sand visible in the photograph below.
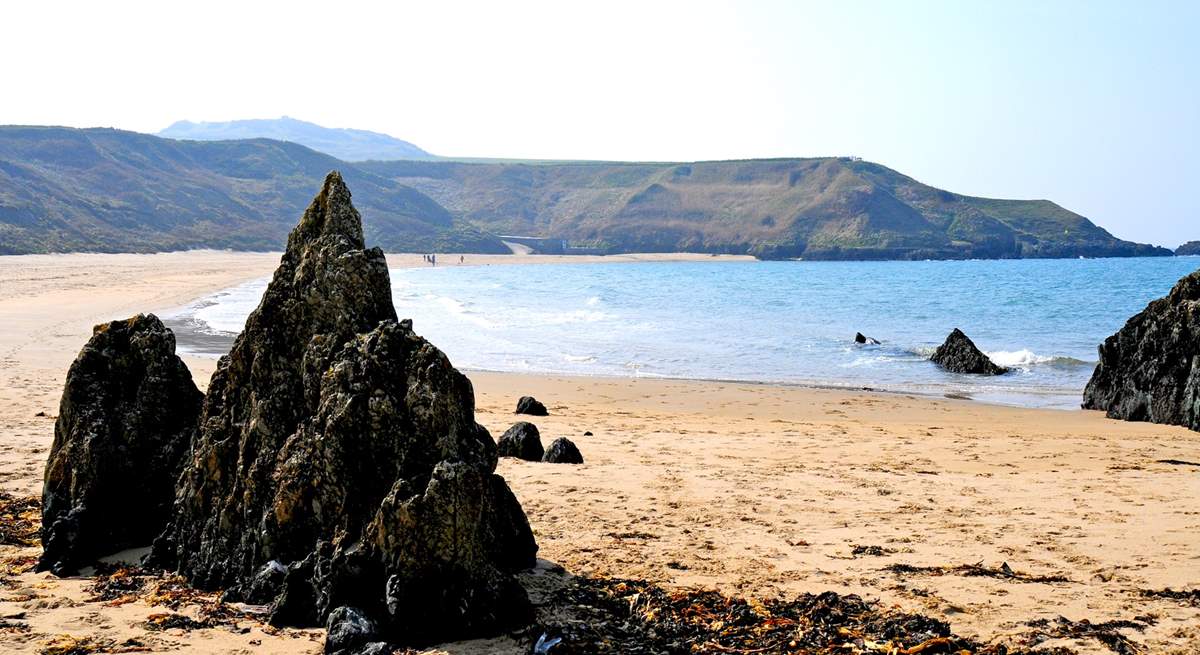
[1,251,1198,654]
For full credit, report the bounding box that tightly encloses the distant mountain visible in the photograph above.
[1178,241,1200,256]
[158,116,432,161]
[0,126,1173,259]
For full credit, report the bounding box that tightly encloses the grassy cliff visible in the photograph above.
[0,126,1170,259]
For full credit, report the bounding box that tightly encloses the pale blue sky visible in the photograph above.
[3,0,1196,246]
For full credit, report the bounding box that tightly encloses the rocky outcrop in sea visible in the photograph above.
[1083,269,1200,431]
[39,314,202,576]
[930,329,1008,375]
[1177,241,1200,256]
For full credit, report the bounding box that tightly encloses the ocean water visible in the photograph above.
[164,256,1200,409]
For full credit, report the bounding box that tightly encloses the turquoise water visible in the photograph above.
[167,256,1200,409]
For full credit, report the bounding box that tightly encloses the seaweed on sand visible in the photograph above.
[530,577,1015,654]
[1021,616,1154,655]
[885,562,1070,584]
[0,493,40,547]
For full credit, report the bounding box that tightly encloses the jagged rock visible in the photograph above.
[39,314,201,576]
[498,422,544,461]
[930,329,1007,375]
[151,172,537,645]
[325,607,379,655]
[854,332,880,345]
[1082,270,1200,431]
[515,396,549,416]
[543,438,583,464]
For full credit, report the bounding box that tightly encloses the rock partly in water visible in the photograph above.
[515,395,549,416]
[543,438,584,464]
[1083,269,1200,431]
[39,314,201,576]
[498,422,544,461]
[150,172,537,646]
[930,329,1007,375]
[854,332,880,345]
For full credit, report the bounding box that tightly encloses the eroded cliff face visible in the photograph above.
[149,172,537,644]
[1083,269,1200,431]
[40,314,202,576]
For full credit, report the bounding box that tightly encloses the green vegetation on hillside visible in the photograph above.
[0,126,1172,259]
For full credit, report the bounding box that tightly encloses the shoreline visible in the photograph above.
[1,251,1198,654]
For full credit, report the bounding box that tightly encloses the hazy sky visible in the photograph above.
[3,0,1196,246]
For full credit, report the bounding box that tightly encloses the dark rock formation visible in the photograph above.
[498,422,544,461]
[325,606,380,655]
[39,314,201,576]
[543,438,584,464]
[1177,241,1200,256]
[151,172,537,645]
[930,329,1008,375]
[1082,270,1200,431]
[854,332,880,345]
[515,396,549,416]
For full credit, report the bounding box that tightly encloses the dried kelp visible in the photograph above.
[0,493,40,547]
[86,566,249,628]
[531,577,1014,654]
[1140,588,1200,606]
[1156,459,1200,467]
[886,562,1069,584]
[38,634,148,655]
[1022,616,1153,654]
[85,566,145,603]
[143,612,212,632]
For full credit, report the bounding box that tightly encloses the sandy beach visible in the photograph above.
[1,251,1198,654]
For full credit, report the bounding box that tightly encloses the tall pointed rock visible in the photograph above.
[153,172,536,645]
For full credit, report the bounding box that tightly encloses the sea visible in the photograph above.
[163,256,1200,410]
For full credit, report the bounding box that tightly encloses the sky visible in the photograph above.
[3,0,1196,246]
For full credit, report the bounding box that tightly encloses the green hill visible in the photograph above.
[361,157,1170,259]
[0,127,501,254]
[0,126,1171,259]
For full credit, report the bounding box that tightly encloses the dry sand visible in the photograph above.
[1,251,1198,654]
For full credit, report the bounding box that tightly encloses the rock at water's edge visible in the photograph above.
[1083,269,1200,430]
[40,314,201,576]
[930,328,1007,375]
[498,422,544,461]
[151,172,537,646]
[543,438,584,464]
[515,396,549,416]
